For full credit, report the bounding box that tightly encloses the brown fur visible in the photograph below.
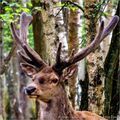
[24,66,107,120]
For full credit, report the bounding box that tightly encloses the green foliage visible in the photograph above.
[0,1,34,52]
[111,0,119,6]
[28,25,34,48]
[0,1,32,22]
[3,23,34,52]
[3,23,12,51]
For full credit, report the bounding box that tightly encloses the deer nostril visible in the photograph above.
[25,86,36,95]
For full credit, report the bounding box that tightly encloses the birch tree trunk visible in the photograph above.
[54,2,68,57]
[84,0,105,115]
[61,0,69,39]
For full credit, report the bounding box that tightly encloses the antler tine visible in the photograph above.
[18,49,44,68]
[53,42,64,74]
[101,15,119,40]
[55,42,62,66]
[17,50,33,64]
[18,50,42,69]
[23,45,47,68]
[20,12,32,44]
[11,12,46,69]
[10,22,21,45]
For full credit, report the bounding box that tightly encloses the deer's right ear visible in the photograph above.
[20,63,37,77]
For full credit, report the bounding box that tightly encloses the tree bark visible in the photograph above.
[0,2,4,119]
[32,0,57,65]
[5,54,21,120]
[0,19,4,120]
[68,0,80,109]
[32,1,57,119]
[19,67,31,120]
[101,1,113,61]
[104,1,120,117]
[54,2,68,57]
[84,0,105,115]
[61,0,69,39]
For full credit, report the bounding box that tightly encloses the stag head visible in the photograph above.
[11,12,119,102]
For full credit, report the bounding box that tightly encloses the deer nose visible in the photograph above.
[25,86,36,95]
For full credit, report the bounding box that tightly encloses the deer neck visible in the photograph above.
[38,85,74,120]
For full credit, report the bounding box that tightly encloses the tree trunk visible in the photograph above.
[54,2,68,57]
[84,0,105,115]
[0,19,4,120]
[61,0,69,39]
[32,1,57,119]
[5,55,20,120]
[0,2,4,119]
[79,67,88,110]
[68,0,80,109]
[19,67,31,120]
[32,1,57,65]
[104,2,120,118]
[101,1,114,61]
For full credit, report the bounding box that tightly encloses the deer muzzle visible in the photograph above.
[24,86,36,95]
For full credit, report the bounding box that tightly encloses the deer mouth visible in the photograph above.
[26,94,49,102]
[35,95,50,103]
[23,87,50,102]
[27,94,37,98]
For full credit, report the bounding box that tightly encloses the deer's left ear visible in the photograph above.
[62,65,77,82]
[20,63,37,77]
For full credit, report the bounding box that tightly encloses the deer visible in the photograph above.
[10,12,119,120]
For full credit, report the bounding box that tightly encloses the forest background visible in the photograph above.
[0,0,120,120]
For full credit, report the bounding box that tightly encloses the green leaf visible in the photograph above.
[27,2,33,7]
[5,6,12,12]
[22,8,30,13]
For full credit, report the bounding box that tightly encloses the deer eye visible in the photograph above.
[52,79,58,84]
[39,79,44,84]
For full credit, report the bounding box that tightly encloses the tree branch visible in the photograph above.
[56,1,84,17]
